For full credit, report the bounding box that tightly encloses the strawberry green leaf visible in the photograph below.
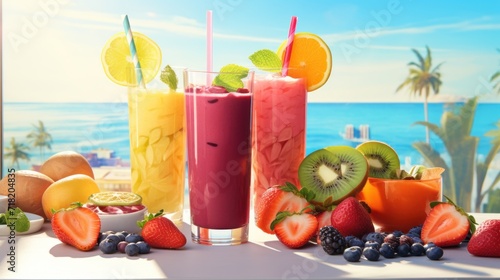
[137,209,164,228]
[270,211,292,231]
[280,182,300,194]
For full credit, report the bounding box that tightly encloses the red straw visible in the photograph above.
[206,10,213,75]
[281,16,297,77]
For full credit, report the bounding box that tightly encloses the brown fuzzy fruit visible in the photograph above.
[39,151,94,181]
[0,170,54,219]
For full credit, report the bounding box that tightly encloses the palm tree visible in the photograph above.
[476,120,500,212]
[4,137,31,170]
[397,46,443,143]
[491,49,500,94]
[413,97,478,211]
[26,120,53,162]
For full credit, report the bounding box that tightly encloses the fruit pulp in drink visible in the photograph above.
[186,91,252,229]
[251,75,307,210]
[356,177,442,232]
[128,89,185,220]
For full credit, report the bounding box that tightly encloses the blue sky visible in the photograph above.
[3,0,500,102]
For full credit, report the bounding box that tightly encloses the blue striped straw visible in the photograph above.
[122,15,146,88]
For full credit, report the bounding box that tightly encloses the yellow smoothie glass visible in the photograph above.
[128,70,185,223]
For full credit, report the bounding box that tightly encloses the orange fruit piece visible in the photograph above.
[420,167,445,180]
[277,32,332,92]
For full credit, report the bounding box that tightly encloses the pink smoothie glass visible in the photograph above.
[252,73,307,214]
[184,69,254,245]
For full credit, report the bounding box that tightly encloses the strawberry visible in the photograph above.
[467,219,500,257]
[421,196,476,247]
[271,208,318,249]
[51,202,101,251]
[314,209,334,244]
[330,197,374,239]
[138,210,186,249]
[255,183,313,234]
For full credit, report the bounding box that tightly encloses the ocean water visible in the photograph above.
[2,102,499,175]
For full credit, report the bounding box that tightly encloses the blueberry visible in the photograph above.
[379,243,396,259]
[410,243,426,256]
[397,243,411,257]
[105,234,121,244]
[117,241,129,253]
[136,241,151,254]
[409,236,423,244]
[125,243,140,256]
[364,241,380,250]
[426,246,444,260]
[99,239,118,254]
[343,247,362,262]
[363,247,380,261]
[392,230,404,238]
[407,225,422,236]
[125,233,143,243]
[365,232,385,245]
[424,242,437,251]
[346,236,364,248]
[114,232,127,242]
[117,231,130,238]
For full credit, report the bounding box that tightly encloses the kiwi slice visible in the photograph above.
[298,146,369,207]
[355,141,400,179]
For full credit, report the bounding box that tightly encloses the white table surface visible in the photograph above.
[1,212,499,280]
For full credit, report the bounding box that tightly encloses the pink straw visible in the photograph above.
[281,16,297,77]
[206,10,213,75]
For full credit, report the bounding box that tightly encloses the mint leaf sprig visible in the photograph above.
[212,64,249,92]
[160,65,178,91]
[249,49,282,73]
[1,207,30,233]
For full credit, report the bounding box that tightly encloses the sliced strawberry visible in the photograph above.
[421,197,475,247]
[315,209,334,244]
[255,183,311,234]
[271,211,318,249]
[467,219,500,257]
[51,203,101,251]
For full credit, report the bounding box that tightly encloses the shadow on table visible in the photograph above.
[150,222,365,279]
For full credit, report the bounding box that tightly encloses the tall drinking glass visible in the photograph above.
[128,68,186,223]
[252,72,307,215]
[184,69,254,245]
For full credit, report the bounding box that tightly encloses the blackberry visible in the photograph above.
[319,226,347,255]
